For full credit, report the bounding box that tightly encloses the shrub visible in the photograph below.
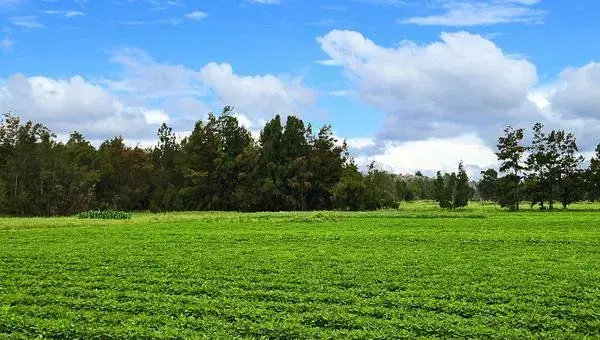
[77,210,131,220]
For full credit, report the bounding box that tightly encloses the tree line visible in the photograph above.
[0,108,441,216]
[3,108,599,216]
[478,123,600,210]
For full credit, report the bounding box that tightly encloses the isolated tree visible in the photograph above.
[477,169,499,202]
[496,126,526,211]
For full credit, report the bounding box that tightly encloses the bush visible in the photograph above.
[77,210,131,220]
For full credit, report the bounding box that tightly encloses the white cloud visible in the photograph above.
[549,62,600,120]
[200,62,316,117]
[1,48,318,146]
[355,134,497,176]
[142,108,169,124]
[10,16,45,29]
[185,10,207,20]
[346,137,376,149]
[1,38,13,49]
[44,10,85,18]
[0,74,165,140]
[317,29,539,142]
[399,0,544,26]
[106,48,205,98]
[250,0,282,4]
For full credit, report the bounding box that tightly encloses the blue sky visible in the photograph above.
[1,0,600,175]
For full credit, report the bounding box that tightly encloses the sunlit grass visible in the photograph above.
[2,202,600,337]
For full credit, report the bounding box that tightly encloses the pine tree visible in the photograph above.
[453,162,470,209]
[587,144,600,201]
[496,126,526,211]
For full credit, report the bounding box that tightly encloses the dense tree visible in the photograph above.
[496,126,526,211]
[332,162,366,211]
[524,124,584,210]
[477,169,499,202]
[434,163,471,210]
[434,171,454,209]
[96,137,154,211]
[454,162,472,209]
[4,108,600,217]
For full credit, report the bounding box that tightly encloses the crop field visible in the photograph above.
[2,203,600,339]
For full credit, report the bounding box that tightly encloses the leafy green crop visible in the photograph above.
[2,202,600,338]
[76,210,131,220]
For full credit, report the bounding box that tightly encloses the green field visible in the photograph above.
[2,203,600,339]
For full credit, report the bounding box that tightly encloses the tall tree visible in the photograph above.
[150,123,184,211]
[308,125,346,210]
[434,171,453,209]
[587,144,600,202]
[258,115,286,211]
[555,130,584,209]
[496,126,526,211]
[454,162,471,209]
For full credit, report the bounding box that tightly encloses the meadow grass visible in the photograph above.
[1,202,600,338]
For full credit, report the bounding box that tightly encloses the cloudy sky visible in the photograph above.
[1,0,599,175]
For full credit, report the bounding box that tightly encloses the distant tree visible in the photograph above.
[496,126,526,211]
[363,163,399,210]
[587,144,600,202]
[434,171,453,209]
[477,169,499,202]
[307,125,346,210]
[150,123,184,211]
[524,123,584,210]
[453,162,471,209]
[434,163,471,210]
[96,137,154,211]
[555,130,584,209]
[332,161,365,211]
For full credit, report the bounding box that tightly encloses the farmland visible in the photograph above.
[2,203,600,339]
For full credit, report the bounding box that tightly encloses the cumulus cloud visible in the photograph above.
[523,62,600,150]
[317,29,539,142]
[549,62,600,120]
[200,62,316,117]
[0,48,317,146]
[354,134,497,176]
[185,10,207,20]
[0,74,164,140]
[106,48,205,98]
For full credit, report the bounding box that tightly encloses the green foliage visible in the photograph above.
[77,210,131,220]
[477,169,499,202]
[434,162,471,210]
[586,144,600,201]
[496,126,526,211]
[4,110,600,216]
[3,205,600,337]
[524,123,584,210]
